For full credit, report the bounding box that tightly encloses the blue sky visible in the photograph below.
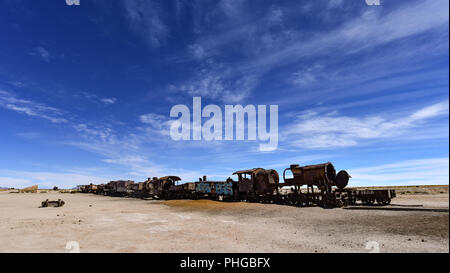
[0,0,448,188]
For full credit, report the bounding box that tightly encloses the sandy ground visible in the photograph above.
[0,190,448,253]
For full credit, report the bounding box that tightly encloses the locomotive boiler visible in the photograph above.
[282,162,350,194]
[144,176,181,199]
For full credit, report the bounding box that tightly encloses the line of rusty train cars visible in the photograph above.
[79,162,396,208]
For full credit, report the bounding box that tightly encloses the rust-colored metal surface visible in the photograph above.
[79,162,395,208]
[41,199,65,208]
[142,176,181,198]
[233,168,279,195]
[106,180,134,196]
[282,162,349,193]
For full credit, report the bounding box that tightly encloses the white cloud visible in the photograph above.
[244,0,449,74]
[411,100,449,120]
[0,170,110,189]
[0,177,32,187]
[0,90,68,123]
[172,2,296,103]
[76,92,117,105]
[121,0,169,47]
[61,113,172,180]
[349,158,449,186]
[219,0,246,18]
[100,97,117,105]
[284,100,449,149]
[73,123,116,143]
[29,47,51,62]
[103,155,148,166]
[177,0,448,104]
[140,113,168,128]
[0,92,226,186]
[291,64,324,85]
[16,132,41,139]
[7,81,26,88]
[188,44,208,60]
[327,0,343,9]
[101,155,167,178]
[178,69,258,103]
[139,112,173,136]
[266,7,284,25]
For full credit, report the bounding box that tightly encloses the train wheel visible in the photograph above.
[303,194,311,206]
[335,200,344,208]
[304,199,310,206]
[349,197,356,205]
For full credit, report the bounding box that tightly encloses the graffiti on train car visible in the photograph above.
[215,182,233,196]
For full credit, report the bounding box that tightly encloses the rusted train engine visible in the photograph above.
[81,162,395,207]
[281,162,351,207]
[147,176,181,199]
[103,176,182,199]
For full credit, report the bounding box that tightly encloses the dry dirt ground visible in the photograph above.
[0,189,448,253]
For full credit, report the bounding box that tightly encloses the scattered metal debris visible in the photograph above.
[41,199,65,208]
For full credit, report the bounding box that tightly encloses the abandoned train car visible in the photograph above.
[80,162,396,208]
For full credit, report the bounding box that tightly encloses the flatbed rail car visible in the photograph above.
[342,188,396,205]
[238,188,395,207]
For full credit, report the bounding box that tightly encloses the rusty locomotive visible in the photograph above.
[80,162,395,208]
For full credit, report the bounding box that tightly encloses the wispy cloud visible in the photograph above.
[0,90,191,181]
[169,2,294,102]
[140,113,168,127]
[290,64,323,85]
[327,0,343,9]
[100,97,117,105]
[101,155,166,178]
[0,90,240,183]
[265,6,284,26]
[7,81,26,88]
[1,0,448,189]
[75,92,117,105]
[411,101,449,120]
[121,0,169,47]
[245,0,449,73]
[177,69,258,103]
[138,112,173,137]
[73,123,116,143]
[29,47,51,62]
[283,100,449,149]
[349,158,449,186]
[171,0,448,104]
[0,169,111,189]
[0,90,67,123]
[16,132,41,140]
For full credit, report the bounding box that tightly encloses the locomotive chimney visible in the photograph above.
[203,176,207,182]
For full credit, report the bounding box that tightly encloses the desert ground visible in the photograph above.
[0,186,448,253]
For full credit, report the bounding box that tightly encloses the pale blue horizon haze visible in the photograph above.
[0,0,448,189]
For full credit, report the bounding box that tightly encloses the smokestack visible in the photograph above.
[203,176,207,182]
